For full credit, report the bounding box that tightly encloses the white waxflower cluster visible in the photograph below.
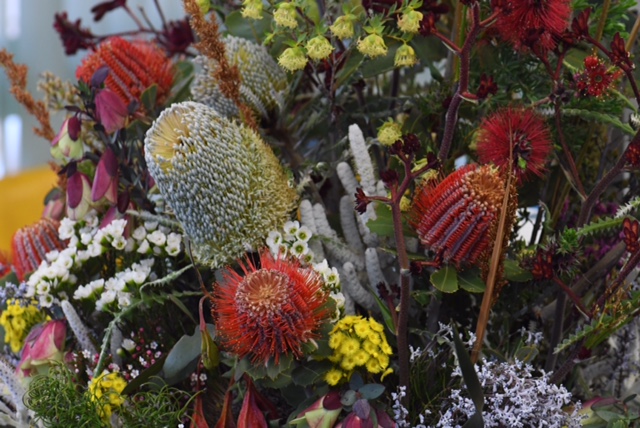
[144,101,297,268]
[191,36,288,120]
[25,211,183,311]
[437,359,584,428]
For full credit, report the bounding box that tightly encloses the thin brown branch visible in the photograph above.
[0,49,55,141]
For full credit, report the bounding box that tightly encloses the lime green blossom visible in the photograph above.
[278,46,308,72]
[357,33,388,58]
[273,2,298,29]
[394,44,418,67]
[89,372,127,421]
[324,315,393,385]
[330,14,356,40]
[398,9,423,33]
[306,35,334,61]
[241,0,263,20]
[377,119,403,146]
[0,299,48,353]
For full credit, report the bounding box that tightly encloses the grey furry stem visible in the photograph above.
[341,262,378,312]
[299,199,325,260]
[61,300,98,356]
[0,356,26,423]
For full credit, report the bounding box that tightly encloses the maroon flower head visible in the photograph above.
[410,164,505,268]
[355,187,371,214]
[91,0,127,22]
[53,12,96,55]
[477,74,498,100]
[476,108,553,184]
[571,8,591,40]
[156,18,195,57]
[573,55,622,98]
[493,0,572,53]
[610,32,634,70]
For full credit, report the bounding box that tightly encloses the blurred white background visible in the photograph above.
[0,0,187,178]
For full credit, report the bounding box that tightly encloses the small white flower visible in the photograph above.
[137,239,150,254]
[324,267,340,286]
[36,282,51,295]
[39,293,54,308]
[295,225,313,242]
[140,258,155,269]
[144,221,159,231]
[132,226,147,241]
[76,249,90,262]
[266,230,282,248]
[166,244,181,257]
[112,236,127,250]
[117,293,132,308]
[80,232,93,246]
[58,218,77,240]
[45,250,60,262]
[283,220,300,235]
[88,242,103,257]
[147,230,167,246]
[124,237,135,253]
[101,290,117,305]
[131,369,139,379]
[68,235,79,248]
[313,259,330,276]
[131,270,148,285]
[73,284,93,300]
[108,219,127,239]
[290,240,309,257]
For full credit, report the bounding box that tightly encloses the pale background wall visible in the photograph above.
[0,0,187,178]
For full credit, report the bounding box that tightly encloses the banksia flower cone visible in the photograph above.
[410,165,505,268]
[212,251,330,365]
[144,101,297,267]
[191,36,288,119]
[476,108,552,184]
[76,37,174,108]
[11,218,66,281]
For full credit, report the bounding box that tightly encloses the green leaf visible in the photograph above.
[503,259,533,282]
[349,372,365,391]
[452,326,484,424]
[513,346,539,364]
[458,269,486,293]
[358,384,385,400]
[412,290,431,306]
[366,204,416,239]
[363,280,396,335]
[162,324,215,385]
[430,266,459,293]
[167,294,197,324]
[140,84,158,112]
[562,108,635,135]
[292,360,333,386]
[224,10,271,43]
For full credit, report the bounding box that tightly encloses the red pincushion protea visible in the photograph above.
[410,165,505,268]
[212,252,330,365]
[76,37,174,108]
[476,108,552,184]
[11,218,66,281]
[493,0,571,53]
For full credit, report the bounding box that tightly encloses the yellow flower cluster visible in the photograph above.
[0,299,48,353]
[325,316,393,386]
[89,372,127,420]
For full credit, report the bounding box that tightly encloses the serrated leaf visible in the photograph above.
[577,216,626,239]
[562,108,635,135]
[503,259,533,282]
[358,384,385,400]
[459,269,486,293]
[431,266,459,293]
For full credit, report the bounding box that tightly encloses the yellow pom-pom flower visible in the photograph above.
[397,9,423,33]
[273,2,298,29]
[89,371,127,420]
[357,33,388,58]
[0,299,48,353]
[306,35,334,61]
[394,44,418,68]
[330,15,356,40]
[377,119,403,146]
[325,315,393,385]
[241,0,263,19]
[278,46,308,72]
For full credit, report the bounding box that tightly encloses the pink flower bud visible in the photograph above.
[91,148,118,203]
[17,320,67,378]
[290,391,343,428]
[95,88,128,133]
[66,172,93,220]
[51,118,83,161]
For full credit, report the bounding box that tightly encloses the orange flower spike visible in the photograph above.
[410,165,505,268]
[11,218,66,281]
[76,37,174,108]
[212,251,330,365]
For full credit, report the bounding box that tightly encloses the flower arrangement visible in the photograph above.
[2,0,640,426]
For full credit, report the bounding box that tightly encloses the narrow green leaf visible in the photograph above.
[562,108,635,135]
[453,326,484,423]
[513,346,539,364]
[431,266,459,293]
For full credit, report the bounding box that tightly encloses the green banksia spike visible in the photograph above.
[12,218,66,281]
[144,101,297,267]
[191,36,288,120]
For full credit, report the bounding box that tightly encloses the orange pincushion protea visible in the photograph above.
[212,251,330,365]
[11,218,66,281]
[76,37,174,108]
[410,164,505,268]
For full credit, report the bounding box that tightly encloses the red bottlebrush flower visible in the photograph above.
[11,218,66,281]
[53,12,96,55]
[477,74,498,100]
[623,218,640,253]
[90,0,126,22]
[212,252,330,365]
[76,37,174,109]
[626,141,640,167]
[493,0,572,53]
[156,18,195,57]
[573,55,622,98]
[476,108,553,184]
[610,32,634,70]
[410,164,505,268]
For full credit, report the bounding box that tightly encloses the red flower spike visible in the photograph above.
[623,218,640,253]
[76,37,174,109]
[410,165,505,268]
[212,252,330,365]
[476,108,553,184]
[11,218,66,281]
[91,147,118,203]
[493,0,571,53]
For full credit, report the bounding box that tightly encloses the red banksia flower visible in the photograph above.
[11,219,66,281]
[476,108,553,184]
[76,37,174,108]
[493,0,571,53]
[213,252,330,365]
[410,164,505,268]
